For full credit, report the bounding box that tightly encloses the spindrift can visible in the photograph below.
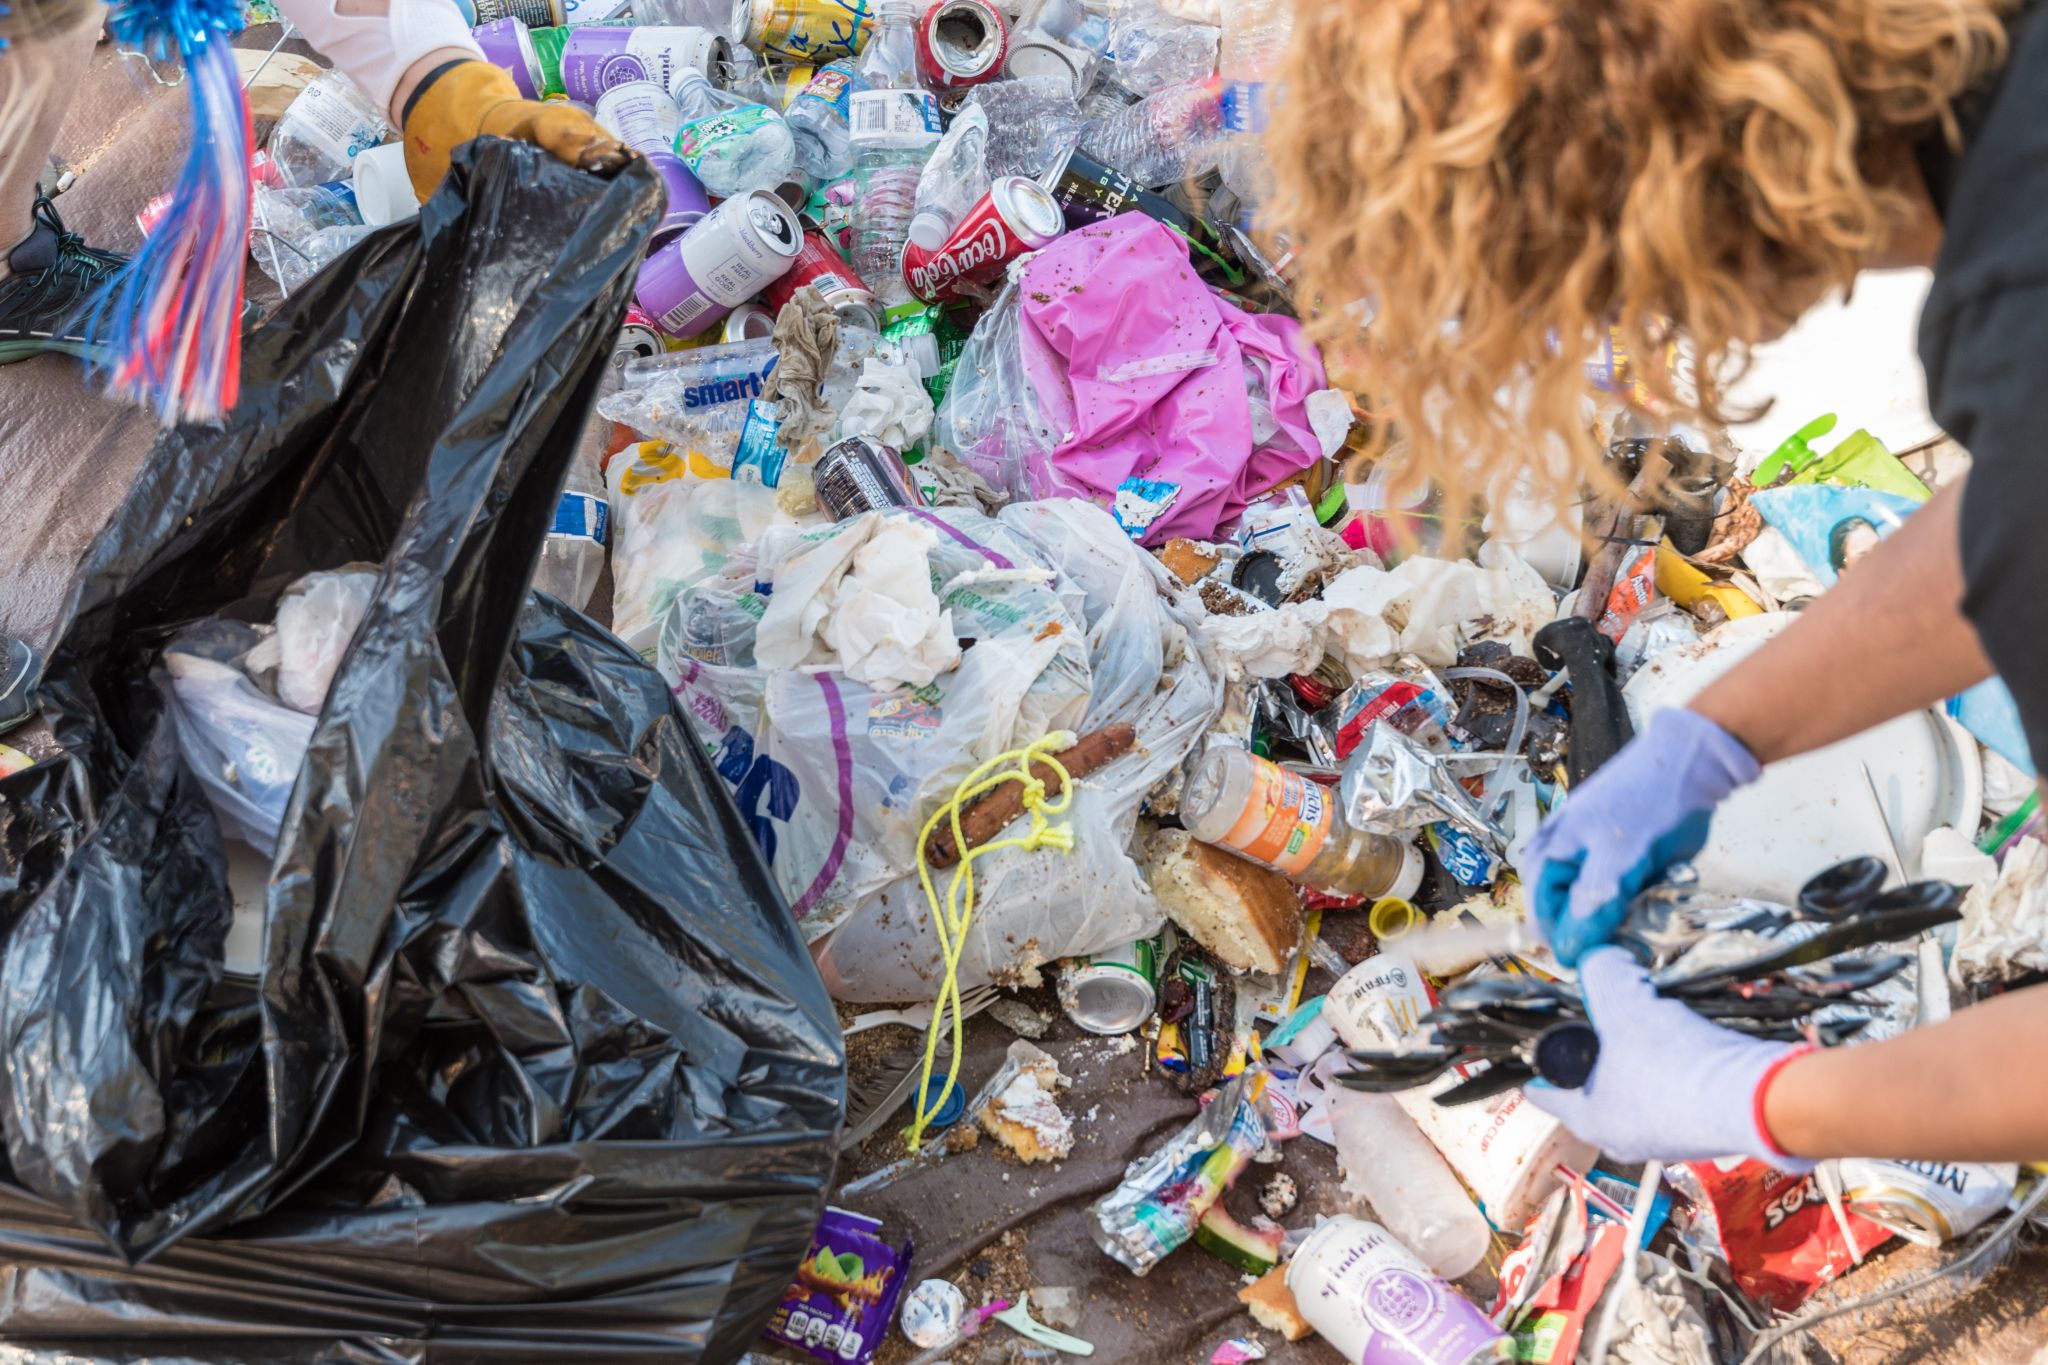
[1043,144,1247,288]
[472,17,546,98]
[635,189,803,337]
[916,0,1007,87]
[732,0,875,62]
[593,82,710,242]
[901,175,1064,303]
[761,229,879,331]
[1059,939,1159,1035]
[814,436,926,519]
[1286,1216,1509,1365]
[559,25,728,103]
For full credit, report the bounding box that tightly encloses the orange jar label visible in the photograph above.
[1219,758,1330,877]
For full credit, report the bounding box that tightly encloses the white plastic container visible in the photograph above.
[1329,1089,1492,1280]
[1395,1079,1596,1233]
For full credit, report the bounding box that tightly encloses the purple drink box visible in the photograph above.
[760,1207,912,1365]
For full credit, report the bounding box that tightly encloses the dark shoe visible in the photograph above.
[0,635,41,733]
[0,192,128,365]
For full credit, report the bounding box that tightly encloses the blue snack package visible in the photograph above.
[761,1207,913,1363]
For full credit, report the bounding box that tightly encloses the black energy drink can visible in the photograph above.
[1042,146,1247,289]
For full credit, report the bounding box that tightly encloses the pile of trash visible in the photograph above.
[39,0,2048,1362]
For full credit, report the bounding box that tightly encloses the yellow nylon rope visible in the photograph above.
[905,731,1078,1151]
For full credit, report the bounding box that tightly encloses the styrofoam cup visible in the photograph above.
[352,142,419,228]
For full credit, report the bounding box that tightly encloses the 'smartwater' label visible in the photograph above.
[730,399,789,487]
[848,88,941,147]
[1220,757,1331,878]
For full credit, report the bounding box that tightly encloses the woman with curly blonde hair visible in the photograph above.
[1266,0,2048,1167]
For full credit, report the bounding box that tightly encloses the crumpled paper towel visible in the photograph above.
[1950,836,2048,987]
[1199,555,1557,681]
[755,514,962,688]
[839,355,934,452]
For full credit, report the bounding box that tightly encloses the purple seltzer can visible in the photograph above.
[635,189,802,337]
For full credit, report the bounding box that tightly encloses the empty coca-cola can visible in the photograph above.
[900,175,1064,303]
[916,0,1007,87]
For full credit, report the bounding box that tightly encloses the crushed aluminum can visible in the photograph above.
[1059,937,1159,1035]
[813,436,926,519]
[915,0,1007,87]
[1839,1159,2019,1246]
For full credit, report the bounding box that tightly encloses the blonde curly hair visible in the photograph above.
[1263,0,2010,518]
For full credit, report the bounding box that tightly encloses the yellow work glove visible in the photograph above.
[402,61,631,201]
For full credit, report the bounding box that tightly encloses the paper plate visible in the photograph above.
[1621,613,1982,903]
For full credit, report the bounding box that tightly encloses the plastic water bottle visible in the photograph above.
[965,77,1088,177]
[531,426,611,610]
[250,183,371,294]
[1109,0,1218,95]
[1215,0,1289,201]
[785,58,869,180]
[1327,1088,1493,1281]
[849,0,942,304]
[671,67,798,198]
[1079,79,1224,187]
[268,72,391,189]
[907,105,991,250]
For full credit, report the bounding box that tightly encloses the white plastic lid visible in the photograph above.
[907,209,951,250]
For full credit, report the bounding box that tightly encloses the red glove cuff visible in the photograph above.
[1752,1043,1816,1160]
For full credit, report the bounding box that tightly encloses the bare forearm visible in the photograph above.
[1764,984,2048,1160]
[1690,480,1992,763]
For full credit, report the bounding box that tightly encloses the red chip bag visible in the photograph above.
[1667,1159,1893,1311]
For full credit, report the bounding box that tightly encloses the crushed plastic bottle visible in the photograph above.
[907,104,992,250]
[785,57,868,180]
[532,443,611,610]
[268,71,391,189]
[1108,0,1218,95]
[671,67,798,197]
[849,0,942,305]
[1327,1088,1493,1280]
[1214,0,1289,203]
[250,183,372,294]
[1079,79,1224,187]
[964,76,1087,177]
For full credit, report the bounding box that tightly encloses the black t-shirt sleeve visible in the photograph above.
[1922,285,2048,765]
[1916,6,2048,766]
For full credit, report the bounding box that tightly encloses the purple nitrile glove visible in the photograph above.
[1525,706,1760,965]
[1527,948,1815,1171]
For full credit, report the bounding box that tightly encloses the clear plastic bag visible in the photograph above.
[932,271,1061,500]
[160,627,317,856]
[667,500,1223,1000]
[243,567,378,714]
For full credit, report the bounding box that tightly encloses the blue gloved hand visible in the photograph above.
[1526,948,1814,1171]
[1525,706,1759,964]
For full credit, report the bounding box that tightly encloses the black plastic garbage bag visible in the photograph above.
[0,140,843,1361]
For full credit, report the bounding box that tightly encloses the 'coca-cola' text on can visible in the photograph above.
[900,175,1064,303]
[916,0,1007,87]
[761,229,877,327]
[635,190,803,338]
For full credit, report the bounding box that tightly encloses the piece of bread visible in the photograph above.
[1143,827,1304,974]
[1239,1264,1312,1341]
[1158,538,1223,586]
[975,1042,1073,1163]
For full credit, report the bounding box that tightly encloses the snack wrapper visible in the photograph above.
[762,1207,914,1363]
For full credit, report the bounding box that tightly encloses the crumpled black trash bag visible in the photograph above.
[0,140,843,1361]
